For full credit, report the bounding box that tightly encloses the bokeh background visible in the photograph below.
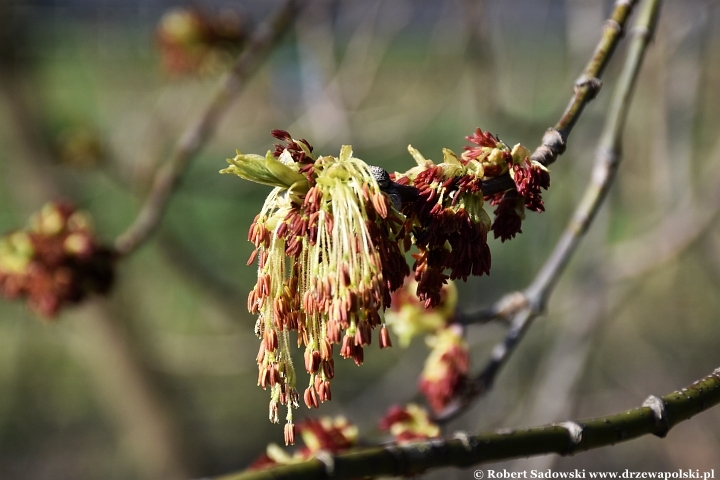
[1,0,720,479]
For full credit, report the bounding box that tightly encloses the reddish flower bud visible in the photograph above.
[304,387,319,409]
[284,422,295,446]
[379,325,392,349]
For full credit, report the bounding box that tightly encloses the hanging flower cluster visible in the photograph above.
[221,131,408,444]
[223,128,549,443]
[0,202,115,318]
[249,416,358,470]
[385,276,457,347]
[394,128,549,308]
[156,7,246,76]
[386,277,467,413]
[419,325,469,414]
[378,403,440,443]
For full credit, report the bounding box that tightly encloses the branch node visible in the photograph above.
[452,431,475,452]
[315,451,335,476]
[629,25,651,41]
[614,0,634,10]
[605,18,623,36]
[532,129,566,165]
[574,76,603,101]
[642,395,670,438]
[595,145,619,170]
[557,421,584,453]
[494,291,528,321]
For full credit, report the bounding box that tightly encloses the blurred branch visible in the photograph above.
[439,0,663,422]
[114,0,302,256]
[157,232,247,315]
[219,366,720,480]
[482,0,640,197]
[609,198,720,281]
[66,301,199,479]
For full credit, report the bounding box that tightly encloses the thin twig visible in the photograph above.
[114,0,301,256]
[437,0,663,422]
[482,0,640,197]
[217,366,720,480]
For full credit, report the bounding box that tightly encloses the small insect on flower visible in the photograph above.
[221,130,409,444]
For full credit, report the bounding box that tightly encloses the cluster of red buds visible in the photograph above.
[156,7,246,76]
[394,128,550,308]
[379,404,440,443]
[249,416,358,470]
[221,131,408,444]
[0,202,115,318]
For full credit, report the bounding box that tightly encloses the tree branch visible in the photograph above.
[114,0,302,256]
[440,0,663,421]
[482,0,640,197]
[218,366,720,480]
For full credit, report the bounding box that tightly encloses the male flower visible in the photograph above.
[379,404,441,442]
[0,202,114,317]
[419,325,469,414]
[395,129,550,304]
[222,131,408,443]
[157,7,245,76]
[396,145,492,307]
[249,416,358,470]
[385,276,457,347]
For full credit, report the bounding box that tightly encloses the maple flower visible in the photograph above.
[418,325,469,414]
[0,202,115,317]
[397,127,551,253]
[221,131,408,444]
[156,7,245,76]
[378,403,440,442]
[396,145,493,307]
[248,416,359,470]
[385,276,457,347]
[487,190,525,242]
[508,143,551,212]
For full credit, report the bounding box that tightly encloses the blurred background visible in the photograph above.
[1,0,719,478]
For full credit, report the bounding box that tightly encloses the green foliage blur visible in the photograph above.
[0,1,719,479]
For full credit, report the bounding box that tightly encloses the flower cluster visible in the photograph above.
[378,404,440,442]
[156,7,246,76]
[395,128,550,307]
[0,202,115,317]
[224,127,549,443]
[395,147,490,308]
[221,131,408,444]
[386,277,467,413]
[385,276,457,347]
[419,325,469,414]
[463,128,550,241]
[249,416,358,470]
